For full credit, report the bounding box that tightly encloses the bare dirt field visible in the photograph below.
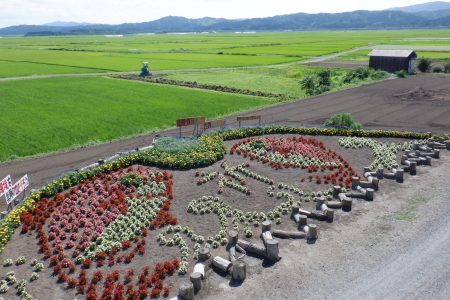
[1,73,449,202]
[204,152,450,300]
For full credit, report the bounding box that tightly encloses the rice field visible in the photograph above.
[0,76,272,161]
[2,29,450,77]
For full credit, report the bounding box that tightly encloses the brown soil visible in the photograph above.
[0,135,432,299]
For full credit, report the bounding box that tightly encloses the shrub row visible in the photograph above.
[116,75,284,98]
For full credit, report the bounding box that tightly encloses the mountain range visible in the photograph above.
[1,1,450,36]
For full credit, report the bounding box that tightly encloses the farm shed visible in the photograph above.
[368,50,417,74]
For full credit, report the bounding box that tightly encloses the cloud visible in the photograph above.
[0,0,439,28]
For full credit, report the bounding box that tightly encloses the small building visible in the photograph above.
[368,50,417,74]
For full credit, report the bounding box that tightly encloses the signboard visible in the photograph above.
[5,174,29,205]
[237,115,261,122]
[0,175,12,198]
[204,119,226,130]
[176,118,195,127]
[176,117,206,136]
[237,115,261,127]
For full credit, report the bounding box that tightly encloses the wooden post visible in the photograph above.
[237,239,266,257]
[327,200,343,209]
[261,220,272,233]
[229,246,237,263]
[272,229,306,239]
[179,282,194,300]
[232,261,246,282]
[266,239,280,262]
[212,256,232,273]
[190,272,202,292]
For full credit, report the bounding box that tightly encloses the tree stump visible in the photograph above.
[261,220,272,233]
[324,209,334,222]
[190,272,202,292]
[298,214,308,227]
[409,161,417,175]
[266,239,280,262]
[395,169,404,183]
[342,198,352,211]
[198,247,211,261]
[193,263,205,279]
[333,186,341,199]
[307,224,318,240]
[228,230,238,246]
[376,167,384,179]
[366,188,374,201]
[261,231,273,245]
[232,261,246,282]
[179,282,194,300]
[291,205,300,218]
[351,177,360,190]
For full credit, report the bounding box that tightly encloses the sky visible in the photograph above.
[0,0,441,28]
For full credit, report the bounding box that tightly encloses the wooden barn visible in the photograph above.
[368,50,417,74]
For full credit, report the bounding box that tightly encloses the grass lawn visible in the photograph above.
[0,76,273,162]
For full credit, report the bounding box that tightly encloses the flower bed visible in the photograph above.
[0,126,446,256]
[231,136,358,188]
[15,166,179,299]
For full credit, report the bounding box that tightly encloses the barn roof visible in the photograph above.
[368,50,416,58]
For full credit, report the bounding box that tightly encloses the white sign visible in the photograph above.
[5,175,29,205]
[0,175,12,197]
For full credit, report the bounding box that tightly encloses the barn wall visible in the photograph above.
[369,56,411,73]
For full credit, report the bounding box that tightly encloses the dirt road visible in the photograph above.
[0,73,449,199]
[204,153,450,300]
